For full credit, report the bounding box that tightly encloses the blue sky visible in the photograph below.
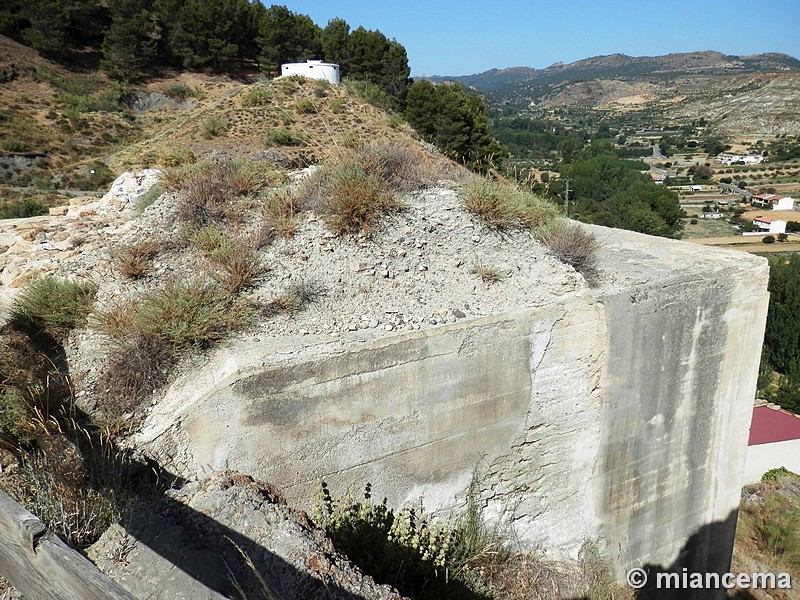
[286,0,800,76]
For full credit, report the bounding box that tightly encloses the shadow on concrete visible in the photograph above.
[3,326,390,600]
[629,510,766,600]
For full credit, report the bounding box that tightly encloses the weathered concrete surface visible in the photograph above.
[135,224,769,580]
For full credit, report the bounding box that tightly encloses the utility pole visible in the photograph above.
[563,178,570,218]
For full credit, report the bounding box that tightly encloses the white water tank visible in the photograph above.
[280,60,340,85]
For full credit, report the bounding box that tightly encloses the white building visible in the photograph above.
[717,153,765,165]
[752,217,787,234]
[744,405,800,483]
[280,60,341,85]
[752,193,795,211]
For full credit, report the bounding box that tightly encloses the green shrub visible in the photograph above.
[58,88,123,114]
[159,148,196,168]
[98,278,251,354]
[10,277,97,340]
[314,482,455,597]
[200,115,229,139]
[343,79,391,111]
[135,183,165,213]
[161,82,199,101]
[763,235,776,244]
[263,128,305,147]
[294,98,318,114]
[388,113,406,129]
[329,97,345,113]
[69,162,115,191]
[0,138,26,152]
[240,87,272,107]
[0,197,49,219]
[762,467,800,482]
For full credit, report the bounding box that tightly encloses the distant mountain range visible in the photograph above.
[425,51,800,138]
[426,51,800,93]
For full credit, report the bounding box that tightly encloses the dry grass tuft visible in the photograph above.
[262,280,324,316]
[472,260,504,283]
[9,277,97,341]
[185,225,262,293]
[462,176,559,230]
[534,221,600,283]
[261,189,301,239]
[114,241,160,279]
[298,140,443,235]
[96,333,174,418]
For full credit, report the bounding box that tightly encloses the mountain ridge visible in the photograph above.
[425,50,800,92]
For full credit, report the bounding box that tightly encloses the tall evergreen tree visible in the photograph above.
[321,17,350,70]
[101,0,157,81]
[380,40,410,111]
[347,26,386,81]
[405,81,502,171]
[166,0,250,70]
[257,5,321,72]
[20,0,68,56]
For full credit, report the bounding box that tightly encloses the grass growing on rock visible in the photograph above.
[185,225,262,293]
[462,177,558,230]
[114,240,160,279]
[534,221,600,283]
[99,278,251,354]
[300,141,439,235]
[9,277,97,341]
[460,176,599,282]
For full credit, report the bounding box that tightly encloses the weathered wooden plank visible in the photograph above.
[0,490,134,600]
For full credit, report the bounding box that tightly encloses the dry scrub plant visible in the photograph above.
[186,225,262,293]
[261,189,302,239]
[534,220,600,283]
[167,158,281,226]
[462,176,558,230]
[300,141,442,235]
[114,240,160,279]
[461,176,599,282]
[9,277,96,341]
[96,278,252,414]
[472,260,504,283]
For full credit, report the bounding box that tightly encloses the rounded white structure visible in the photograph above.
[280,60,340,85]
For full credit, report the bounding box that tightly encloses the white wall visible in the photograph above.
[743,440,800,483]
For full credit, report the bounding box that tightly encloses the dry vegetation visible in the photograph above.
[460,176,599,281]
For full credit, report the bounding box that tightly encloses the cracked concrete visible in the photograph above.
[134,223,769,577]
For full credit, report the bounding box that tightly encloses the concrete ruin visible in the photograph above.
[135,223,769,584]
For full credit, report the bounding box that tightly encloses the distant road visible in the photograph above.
[718,183,753,199]
[652,143,666,159]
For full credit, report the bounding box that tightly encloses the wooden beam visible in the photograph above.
[0,490,134,600]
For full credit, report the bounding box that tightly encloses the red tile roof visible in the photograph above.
[748,405,800,446]
[753,218,773,223]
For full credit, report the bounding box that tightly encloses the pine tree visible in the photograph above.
[321,17,350,70]
[101,0,157,82]
[257,5,321,72]
[20,0,68,56]
[380,40,410,111]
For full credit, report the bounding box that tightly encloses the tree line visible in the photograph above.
[0,1,410,109]
[760,254,800,413]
